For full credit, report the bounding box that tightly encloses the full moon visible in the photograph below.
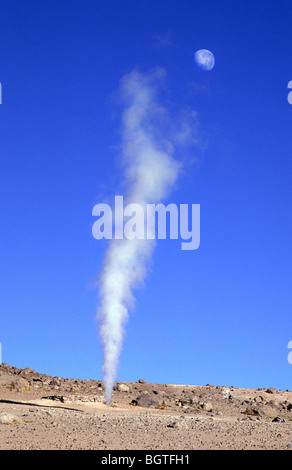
[194,49,215,71]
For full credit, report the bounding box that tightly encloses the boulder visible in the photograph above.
[253,396,264,403]
[244,404,277,418]
[266,387,277,394]
[10,377,30,390]
[49,377,61,390]
[221,388,231,399]
[136,394,158,408]
[272,416,285,422]
[260,405,279,418]
[117,383,131,393]
[244,406,261,416]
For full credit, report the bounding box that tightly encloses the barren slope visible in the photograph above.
[0,363,291,450]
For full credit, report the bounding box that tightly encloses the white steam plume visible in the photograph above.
[96,68,198,406]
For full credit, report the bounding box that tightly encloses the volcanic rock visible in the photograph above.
[18,367,35,378]
[10,377,30,390]
[135,394,158,408]
[266,387,277,394]
[117,383,131,393]
[201,402,213,412]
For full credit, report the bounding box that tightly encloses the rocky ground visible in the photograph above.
[0,363,292,450]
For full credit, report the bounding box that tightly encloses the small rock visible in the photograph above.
[230,395,246,404]
[253,396,264,403]
[0,412,22,424]
[135,394,158,408]
[167,421,188,430]
[272,416,285,423]
[19,367,35,378]
[133,420,144,428]
[244,406,261,416]
[167,422,176,428]
[241,398,252,405]
[138,379,146,384]
[266,387,277,394]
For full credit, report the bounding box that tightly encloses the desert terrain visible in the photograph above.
[0,362,291,451]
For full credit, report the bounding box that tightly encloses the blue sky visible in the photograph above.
[0,0,292,390]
